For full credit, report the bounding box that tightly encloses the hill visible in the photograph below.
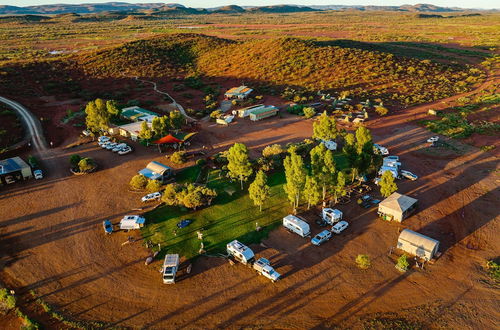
[67,34,481,106]
[0,2,485,15]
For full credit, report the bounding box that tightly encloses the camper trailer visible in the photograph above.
[227,240,255,265]
[283,215,311,237]
[162,254,179,284]
[322,208,342,225]
[119,215,145,230]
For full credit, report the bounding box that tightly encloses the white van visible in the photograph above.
[283,215,311,237]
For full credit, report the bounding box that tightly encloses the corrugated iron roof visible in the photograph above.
[398,229,439,252]
[379,192,417,212]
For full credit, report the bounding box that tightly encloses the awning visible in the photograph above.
[153,132,197,144]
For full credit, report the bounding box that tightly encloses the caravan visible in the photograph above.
[322,208,342,225]
[283,215,311,237]
[227,240,255,265]
[162,254,179,284]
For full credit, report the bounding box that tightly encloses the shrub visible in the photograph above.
[303,107,316,119]
[210,110,223,119]
[196,159,206,166]
[146,180,162,193]
[396,254,410,272]
[356,254,371,269]
[69,154,81,168]
[485,259,500,281]
[0,288,16,309]
[170,151,186,165]
[162,183,217,209]
[480,145,496,152]
[262,144,285,158]
[375,106,389,116]
[78,158,95,172]
[129,174,148,190]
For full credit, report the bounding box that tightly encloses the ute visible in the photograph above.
[253,258,280,282]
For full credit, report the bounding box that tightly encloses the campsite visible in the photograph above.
[0,4,499,329]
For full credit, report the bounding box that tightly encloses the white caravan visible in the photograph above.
[163,254,179,284]
[119,215,146,230]
[322,208,343,225]
[283,215,311,237]
[227,240,255,265]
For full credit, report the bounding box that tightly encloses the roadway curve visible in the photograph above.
[133,77,196,122]
[0,96,48,153]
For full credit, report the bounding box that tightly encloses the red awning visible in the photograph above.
[153,134,182,144]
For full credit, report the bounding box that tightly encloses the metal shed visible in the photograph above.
[397,229,440,260]
[0,157,32,185]
[139,161,172,183]
[378,192,418,222]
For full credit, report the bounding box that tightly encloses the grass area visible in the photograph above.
[142,170,290,259]
[175,164,201,184]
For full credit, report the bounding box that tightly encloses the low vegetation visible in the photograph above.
[356,254,371,269]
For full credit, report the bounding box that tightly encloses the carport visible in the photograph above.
[0,157,32,185]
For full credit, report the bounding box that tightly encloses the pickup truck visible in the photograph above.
[253,258,280,282]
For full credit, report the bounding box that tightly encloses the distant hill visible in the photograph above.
[0,2,487,16]
[247,5,319,13]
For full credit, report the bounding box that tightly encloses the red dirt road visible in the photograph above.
[1,80,499,328]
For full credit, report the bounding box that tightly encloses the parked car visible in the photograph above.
[112,143,128,152]
[311,230,333,246]
[177,219,192,228]
[82,129,92,137]
[105,142,118,150]
[33,169,43,180]
[384,155,399,162]
[427,136,439,143]
[374,177,381,185]
[118,146,132,155]
[103,220,113,234]
[401,170,418,181]
[141,192,162,202]
[373,144,389,155]
[98,136,110,146]
[100,141,111,148]
[332,221,349,234]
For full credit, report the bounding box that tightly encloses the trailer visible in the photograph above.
[322,208,342,225]
[283,215,311,237]
[162,254,179,284]
[236,104,265,118]
[227,240,255,265]
[119,215,145,230]
[249,106,279,121]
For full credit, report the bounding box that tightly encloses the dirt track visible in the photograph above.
[1,78,499,328]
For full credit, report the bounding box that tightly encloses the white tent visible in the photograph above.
[397,229,440,260]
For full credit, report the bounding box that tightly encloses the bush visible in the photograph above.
[146,180,162,193]
[303,107,316,119]
[78,158,95,172]
[170,151,186,165]
[485,259,500,281]
[196,159,207,166]
[129,174,148,190]
[262,144,285,158]
[69,154,81,168]
[356,254,371,269]
[0,288,16,309]
[396,254,410,272]
[210,110,223,119]
[375,106,389,116]
[162,183,217,210]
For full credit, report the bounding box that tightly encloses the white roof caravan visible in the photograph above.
[162,254,179,284]
[283,215,311,237]
[226,240,255,265]
[322,208,342,225]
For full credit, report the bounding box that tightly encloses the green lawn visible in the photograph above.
[142,170,290,259]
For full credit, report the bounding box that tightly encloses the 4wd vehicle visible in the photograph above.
[118,146,132,155]
[33,169,43,180]
[401,170,418,181]
[332,221,349,234]
[373,143,389,155]
[112,143,128,152]
[253,258,280,282]
[105,142,118,150]
[311,230,332,246]
[141,192,162,202]
[427,136,439,143]
[102,220,113,234]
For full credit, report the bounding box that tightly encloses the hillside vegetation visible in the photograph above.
[72,34,483,106]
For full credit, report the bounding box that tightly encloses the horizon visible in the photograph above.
[1,1,498,10]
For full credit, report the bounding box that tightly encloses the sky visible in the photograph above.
[1,0,498,9]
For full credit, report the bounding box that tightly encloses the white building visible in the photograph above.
[397,229,440,260]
